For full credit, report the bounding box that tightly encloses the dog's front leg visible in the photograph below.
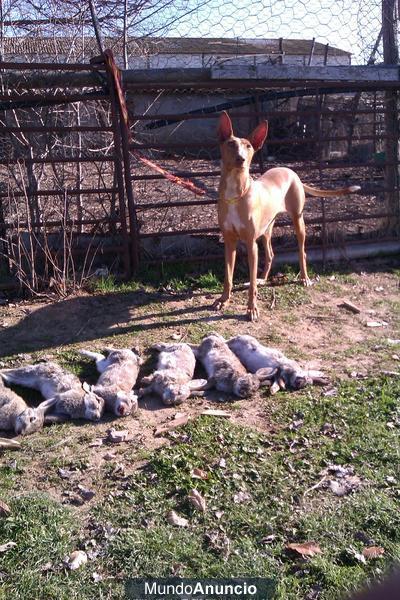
[213,234,237,310]
[246,239,259,321]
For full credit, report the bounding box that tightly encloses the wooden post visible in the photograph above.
[382,0,400,231]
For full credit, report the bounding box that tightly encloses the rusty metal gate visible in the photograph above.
[0,53,399,292]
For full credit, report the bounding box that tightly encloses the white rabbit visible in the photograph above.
[0,362,104,421]
[193,333,274,398]
[79,347,140,416]
[139,343,207,406]
[227,334,327,390]
[0,377,56,435]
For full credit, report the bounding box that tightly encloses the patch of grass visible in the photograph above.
[193,271,222,292]
[259,282,311,309]
[1,376,399,599]
[96,376,399,599]
[0,494,120,600]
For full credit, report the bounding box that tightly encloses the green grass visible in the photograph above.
[87,263,225,295]
[1,376,399,599]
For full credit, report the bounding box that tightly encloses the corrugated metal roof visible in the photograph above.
[1,36,351,57]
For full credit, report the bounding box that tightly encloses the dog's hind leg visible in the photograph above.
[260,225,274,282]
[291,214,311,286]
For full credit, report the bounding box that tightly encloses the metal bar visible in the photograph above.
[129,133,397,152]
[127,108,388,122]
[0,126,113,133]
[140,227,219,238]
[105,63,132,278]
[0,156,115,165]
[137,212,400,241]
[0,91,107,104]
[0,187,118,199]
[0,60,105,71]
[3,217,120,229]
[137,199,217,209]
[124,80,400,92]
[142,239,400,266]
[104,49,140,272]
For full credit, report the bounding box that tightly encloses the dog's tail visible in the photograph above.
[303,183,360,197]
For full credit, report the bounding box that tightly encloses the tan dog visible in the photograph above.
[214,111,360,321]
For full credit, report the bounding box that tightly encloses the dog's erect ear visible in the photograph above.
[248,121,268,151]
[218,111,233,143]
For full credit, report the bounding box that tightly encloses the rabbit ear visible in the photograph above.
[256,367,278,382]
[187,343,198,358]
[151,343,168,352]
[188,378,208,391]
[37,397,57,414]
[140,374,154,386]
[82,381,92,393]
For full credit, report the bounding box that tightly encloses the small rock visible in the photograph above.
[77,485,95,501]
[67,550,88,570]
[106,429,131,443]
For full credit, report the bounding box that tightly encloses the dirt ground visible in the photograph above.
[0,257,399,503]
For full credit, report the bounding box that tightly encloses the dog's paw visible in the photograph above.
[212,296,229,311]
[247,304,259,322]
[301,277,313,287]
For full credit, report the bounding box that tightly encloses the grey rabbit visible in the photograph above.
[1,362,104,421]
[227,334,327,391]
[139,342,207,406]
[193,333,274,398]
[79,347,140,416]
[0,376,56,435]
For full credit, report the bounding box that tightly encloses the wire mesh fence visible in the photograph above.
[0,0,384,66]
[0,1,398,292]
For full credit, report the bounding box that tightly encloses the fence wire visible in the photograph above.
[0,1,385,66]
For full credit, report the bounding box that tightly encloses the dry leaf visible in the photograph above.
[154,414,189,437]
[77,485,96,501]
[362,546,385,559]
[0,500,11,517]
[67,550,88,570]
[188,489,206,512]
[233,491,252,504]
[338,300,361,314]
[366,321,388,328]
[286,541,322,557]
[270,381,280,395]
[0,541,16,553]
[166,510,189,528]
[0,438,21,450]
[89,438,103,448]
[329,480,348,496]
[200,409,231,418]
[58,468,74,480]
[107,429,131,443]
[191,468,208,480]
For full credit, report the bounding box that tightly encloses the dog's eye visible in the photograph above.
[246,144,252,149]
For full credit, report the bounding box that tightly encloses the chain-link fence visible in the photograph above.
[0,1,398,290]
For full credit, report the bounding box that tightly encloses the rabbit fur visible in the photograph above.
[139,343,206,406]
[1,362,104,421]
[79,347,140,416]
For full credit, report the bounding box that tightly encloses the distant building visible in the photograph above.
[0,36,351,67]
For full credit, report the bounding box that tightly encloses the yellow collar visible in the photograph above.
[224,196,239,205]
[221,180,252,206]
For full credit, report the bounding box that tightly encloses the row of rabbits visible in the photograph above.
[0,348,141,436]
[139,333,326,401]
[1,335,326,436]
